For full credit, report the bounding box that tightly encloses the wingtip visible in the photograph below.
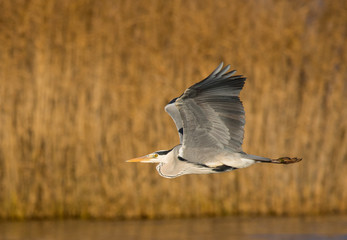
[216,64,231,77]
[216,62,224,72]
[207,62,224,78]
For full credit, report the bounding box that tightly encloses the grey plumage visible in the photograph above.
[127,62,302,178]
[166,62,246,163]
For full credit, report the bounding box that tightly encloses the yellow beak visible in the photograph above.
[126,156,152,163]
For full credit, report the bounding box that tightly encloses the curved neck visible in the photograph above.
[156,145,185,178]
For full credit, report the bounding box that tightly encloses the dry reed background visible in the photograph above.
[0,0,346,219]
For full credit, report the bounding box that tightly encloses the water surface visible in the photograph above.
[1,216,346,240]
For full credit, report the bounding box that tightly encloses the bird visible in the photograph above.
[127,62,302,178]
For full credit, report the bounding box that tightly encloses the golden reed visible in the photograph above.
[0,0,346,219]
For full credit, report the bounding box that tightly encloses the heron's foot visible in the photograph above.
[272,157,302,164]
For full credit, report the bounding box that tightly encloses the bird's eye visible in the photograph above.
[153,154,158,158]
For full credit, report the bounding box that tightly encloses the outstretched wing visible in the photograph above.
[171,62,246,163]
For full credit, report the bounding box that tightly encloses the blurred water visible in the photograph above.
[0,216,346,240]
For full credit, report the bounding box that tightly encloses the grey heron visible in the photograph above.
[127,62,302,178]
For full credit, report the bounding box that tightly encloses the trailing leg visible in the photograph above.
[270,157,302,164]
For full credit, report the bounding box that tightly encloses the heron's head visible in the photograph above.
[126,151,168,163]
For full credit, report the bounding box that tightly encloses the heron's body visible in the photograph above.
[155,145,256,178]
[127,63,301,178]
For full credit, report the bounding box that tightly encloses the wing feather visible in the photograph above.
[165,62,246,164]
[165,101,183,142]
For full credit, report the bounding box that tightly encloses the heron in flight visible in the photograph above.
[127,63,302,178]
